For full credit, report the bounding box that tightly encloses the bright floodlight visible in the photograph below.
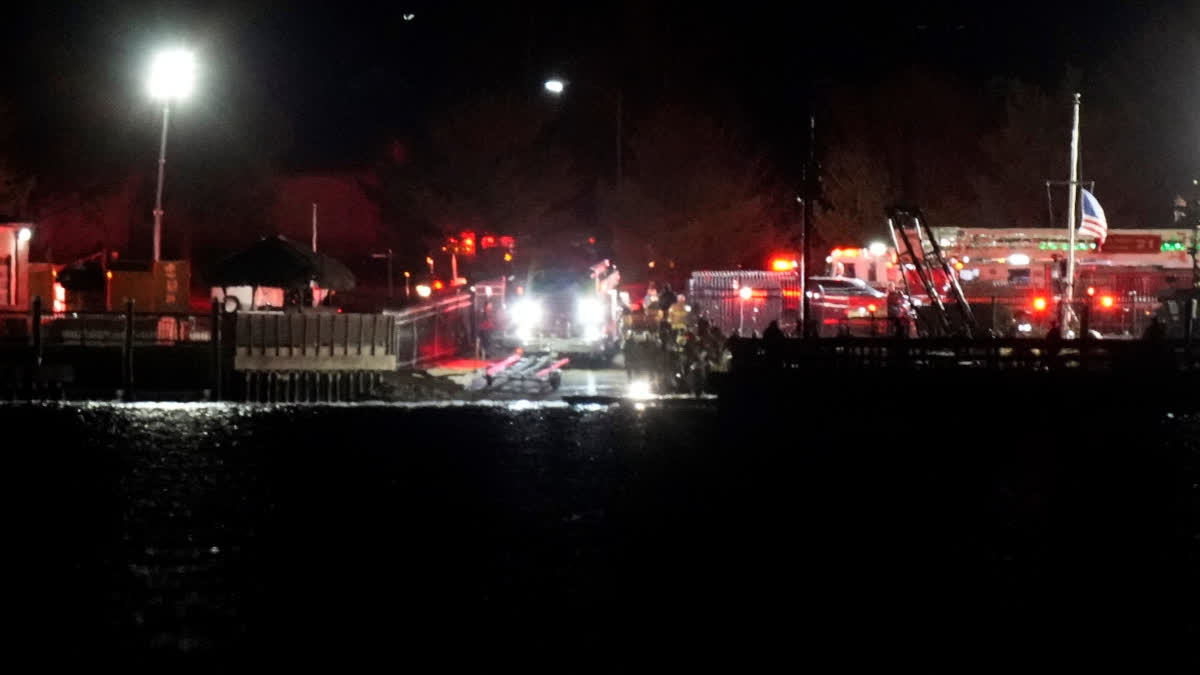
[544,78,565,94]
[868,241,888,257]
[148,48,196,101]
[628,379,653,400]
[17,227,31,243]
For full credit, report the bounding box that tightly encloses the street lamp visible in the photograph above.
[543,76,623,188]
[147,47,195,262]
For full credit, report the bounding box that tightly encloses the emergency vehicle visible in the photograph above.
[830,227,1197,335]
[501,258,622,360]
[826,244,953,300]
[929,227,1192,293]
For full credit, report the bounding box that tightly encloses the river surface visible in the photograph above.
[8,400,1198,671]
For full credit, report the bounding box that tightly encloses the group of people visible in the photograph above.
[621,282,733,394]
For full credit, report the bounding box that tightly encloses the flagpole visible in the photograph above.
[1064,93,1081,325]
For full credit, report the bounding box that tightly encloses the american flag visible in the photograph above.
[1077,189,1108,243]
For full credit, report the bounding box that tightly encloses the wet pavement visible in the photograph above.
[429,357,634,399]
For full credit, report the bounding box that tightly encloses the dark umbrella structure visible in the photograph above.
[209,235,355,291]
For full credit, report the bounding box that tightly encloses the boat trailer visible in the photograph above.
[468,351,569,394]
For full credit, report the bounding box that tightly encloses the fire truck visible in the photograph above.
[826,244,952,297]
[829,227,1197,336]
[931,227,1193,332]
[500,257,623,360]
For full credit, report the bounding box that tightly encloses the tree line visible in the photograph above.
[4,68,1192,279]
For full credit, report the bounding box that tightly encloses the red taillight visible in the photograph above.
[433,280,444,290]
[1101,295,1114,308]
[1033,297,1047,311]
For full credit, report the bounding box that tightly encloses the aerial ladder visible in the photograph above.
[885,206,978,338]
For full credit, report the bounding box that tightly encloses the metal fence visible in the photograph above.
[385,292,476,367]
[687,271,802,336]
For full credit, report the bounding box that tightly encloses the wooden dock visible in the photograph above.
[0,301,476,401]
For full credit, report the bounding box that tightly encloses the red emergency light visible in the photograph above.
[771,258,797,271]
[1101,295,1114,308]
[499,236,516,249]
[1086,286,1096,296]
[1033,297,1047,311]
[459,231,476,256]
[481,235,497,249]
[432,280,444,290]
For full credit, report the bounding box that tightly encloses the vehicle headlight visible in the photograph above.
[511,299,543,328]
[577,297,605,325]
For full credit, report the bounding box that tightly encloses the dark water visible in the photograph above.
[7,400,1198,671]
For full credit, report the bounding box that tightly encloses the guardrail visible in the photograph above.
[385,292,475,367]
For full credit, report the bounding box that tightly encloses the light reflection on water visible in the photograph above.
[2,400,1195,667]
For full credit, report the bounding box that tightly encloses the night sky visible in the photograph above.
[0,1,1193,197]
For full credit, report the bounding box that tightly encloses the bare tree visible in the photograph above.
[379,93,582,250]
[602,104,788,279]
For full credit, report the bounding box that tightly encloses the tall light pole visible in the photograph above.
[544,77,622,189]
[1061,92,1081,331]
[147,48,196,262]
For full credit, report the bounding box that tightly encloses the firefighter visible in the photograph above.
[479,301,496,359]
[762,319,784,342]
[642,282,659,314]
[657,284,678,317]
[886,282,909,336]
[667,294,689,331]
